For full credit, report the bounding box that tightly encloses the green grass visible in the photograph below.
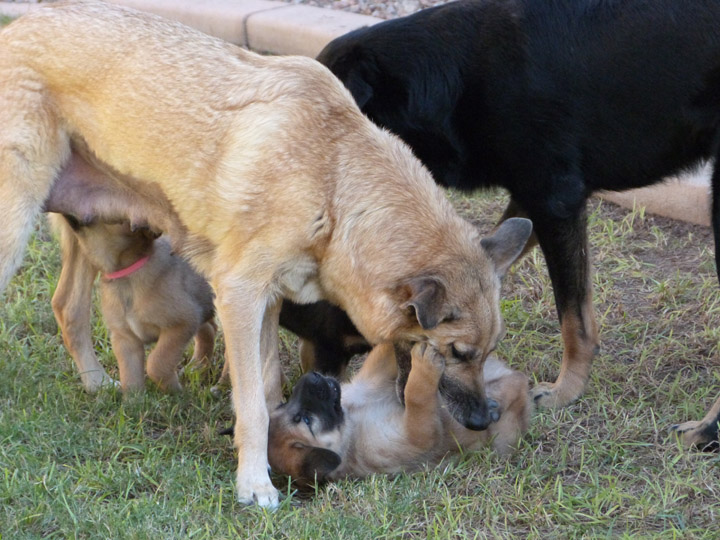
[2,192,719,539]
[2,12,717,540]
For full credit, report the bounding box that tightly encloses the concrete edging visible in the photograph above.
[0,0,711,226]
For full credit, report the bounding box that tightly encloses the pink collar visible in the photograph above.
[104,255,150,280]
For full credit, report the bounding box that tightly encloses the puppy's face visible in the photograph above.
[267,372,344,485]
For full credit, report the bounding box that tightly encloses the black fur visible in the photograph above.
[311,0,720,381]
[279,300,368,376]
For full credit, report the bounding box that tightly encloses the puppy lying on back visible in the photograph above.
[267,342,531,483]
[47,154,216,393]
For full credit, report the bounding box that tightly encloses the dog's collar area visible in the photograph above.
[104,255,150,280]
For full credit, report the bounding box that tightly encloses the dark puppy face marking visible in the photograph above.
[267,373,344,484]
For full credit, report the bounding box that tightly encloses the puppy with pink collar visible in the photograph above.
[47,153,216,394]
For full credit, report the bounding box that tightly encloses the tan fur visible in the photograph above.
[49,185,216,393]
[268,343,531,482]
[0,2,530,506]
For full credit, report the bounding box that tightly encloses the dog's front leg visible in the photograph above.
[214,280,279,508]
[260,300,284,409]
[146,325,197,393]
[51,217,116,392]
[402,343,445,451]
[111,331,146,392]
[521,203,599,408]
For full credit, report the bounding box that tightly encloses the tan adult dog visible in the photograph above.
[0,1,532,506]
[47,153,216,393]
[267,342,531,483]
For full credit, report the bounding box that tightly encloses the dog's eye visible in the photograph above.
[293,413,312,426]
[451,344,473,362]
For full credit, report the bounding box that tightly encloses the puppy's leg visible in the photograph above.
[50,216,116,392]
[673,394,720,451]
[402,343,445,450]
[186,320,216,373]
[111,331,146,393]
[298,339,317,374]
[353,342,398,383]
[485,370,531,455]
[146,325,197,393]
[521,202,599,408]
[0,60,68,293]
[214,278,278,508]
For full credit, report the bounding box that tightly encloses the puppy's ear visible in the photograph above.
[345,69,374,109]
[480,218,533,278]
[400,276,450,330]
[300,447,342,484]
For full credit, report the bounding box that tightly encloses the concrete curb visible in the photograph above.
[0,0,711,227]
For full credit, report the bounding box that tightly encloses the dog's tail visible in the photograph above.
[0,59,69,294]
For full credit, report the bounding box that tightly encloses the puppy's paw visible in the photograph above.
[671,420,719,452]
[410,342,445,377]
[236,470,279,509]
[150,372,183,393]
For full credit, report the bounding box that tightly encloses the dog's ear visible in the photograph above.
[345,68,374,109]
[400,276,451,330]
[480,218,533,278]
[300,447,341,484]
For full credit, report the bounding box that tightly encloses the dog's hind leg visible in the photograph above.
[50,215,116,392]
[146,325,197,393]
[673,394,720,452]
[0,62,69,293]
[184,320,216,374]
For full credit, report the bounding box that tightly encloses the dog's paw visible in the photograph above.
[671,420,719,452]
[236,472,279,509]
[531,374,585,409]
[410,342,445,376]
[82,370,119,393]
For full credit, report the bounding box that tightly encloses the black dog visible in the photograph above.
[309,0,720,447]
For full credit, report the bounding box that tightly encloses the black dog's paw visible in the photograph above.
[671,421,719,453]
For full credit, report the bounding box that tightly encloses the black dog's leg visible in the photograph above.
[519,201,599,408]
[673,394,720,452]
[499,197,538,257]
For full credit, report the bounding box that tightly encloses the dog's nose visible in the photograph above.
[465,398,500,431]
